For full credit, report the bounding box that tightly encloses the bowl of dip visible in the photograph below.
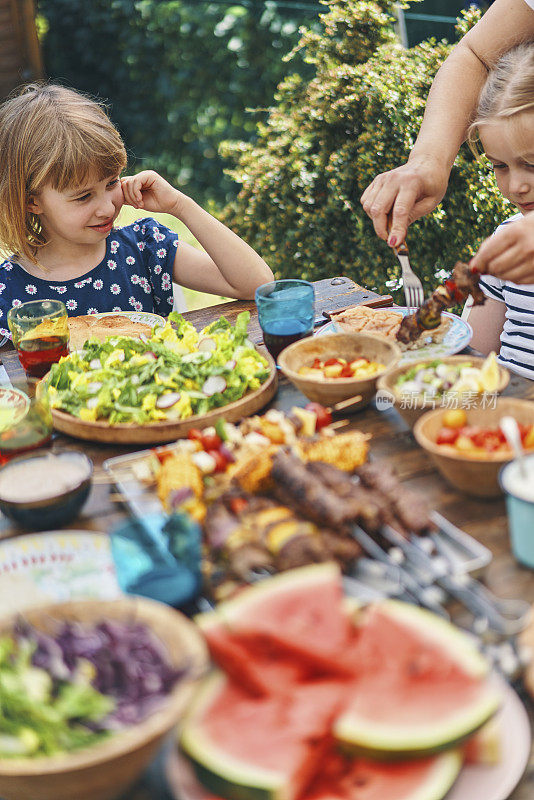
[500,454,534,568]
[0,450,92,530]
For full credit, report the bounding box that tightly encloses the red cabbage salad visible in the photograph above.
[0,619,186,757]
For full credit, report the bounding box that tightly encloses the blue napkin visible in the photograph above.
[110,512,202,608]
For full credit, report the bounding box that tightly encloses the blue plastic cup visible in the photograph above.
[255,279,315,361]
[499,455,534,568]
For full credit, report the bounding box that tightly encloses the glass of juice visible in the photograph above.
[255,279,315,360]
[8,299,69,379]
[0,381,53,465]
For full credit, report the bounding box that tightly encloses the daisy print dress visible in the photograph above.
[0,218,179,338]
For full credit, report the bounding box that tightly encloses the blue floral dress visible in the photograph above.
[0,218,179,338]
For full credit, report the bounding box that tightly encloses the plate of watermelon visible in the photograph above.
[169,564,531,800]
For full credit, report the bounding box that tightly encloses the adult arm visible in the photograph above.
[361,0,534,245]
[121,171,273,299]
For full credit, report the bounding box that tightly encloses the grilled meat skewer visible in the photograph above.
[397,262,485,345]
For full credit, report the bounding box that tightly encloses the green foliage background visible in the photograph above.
[37,0,319,205]
[221,0,511,296]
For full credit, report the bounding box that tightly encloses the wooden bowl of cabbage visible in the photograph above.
[413,398,534,498]
[0,596,208,800]
[278,332,402,409]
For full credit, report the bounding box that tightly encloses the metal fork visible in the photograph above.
[394,240,425,309]
[386,215,425,308]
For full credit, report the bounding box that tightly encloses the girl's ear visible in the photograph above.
[27,195,42,214]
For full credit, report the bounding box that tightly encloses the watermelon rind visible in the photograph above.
[372,601,491,678]
[180,672,294,800]
[393,750,463,800]
[218,562,343,623]
[333,600,502,759]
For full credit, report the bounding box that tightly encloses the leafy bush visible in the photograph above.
[37,0,319,205]
[221,1,511,296]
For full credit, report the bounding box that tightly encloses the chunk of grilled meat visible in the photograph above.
[356,462,436,535]
[397,261,485,345]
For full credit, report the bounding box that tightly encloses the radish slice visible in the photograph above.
[139,333,149,344]
[89,358,101,369]
[87,397,99,410]
[202,376,227,396]
[156,392,181,409]
[88,382,103,394]
[198,337,216,352]
[224,359,236,370]
[145,351,157,361]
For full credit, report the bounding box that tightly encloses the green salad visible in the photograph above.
[43,311,270,425]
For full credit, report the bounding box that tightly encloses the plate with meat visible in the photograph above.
[316,306,472,364]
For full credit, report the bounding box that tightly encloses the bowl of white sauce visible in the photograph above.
[499,455,534,569]
[0,450,92,530]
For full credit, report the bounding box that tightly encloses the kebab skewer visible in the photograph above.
[396,262,485,346]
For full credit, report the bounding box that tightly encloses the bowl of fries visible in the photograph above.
[278,332,402,409]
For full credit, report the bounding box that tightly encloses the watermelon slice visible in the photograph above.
[216,563,353,676]
[181,671,346,800]
[303,749,462,800]
[196,612,309,697]
[334,601,501,759]
[180,671,463,800]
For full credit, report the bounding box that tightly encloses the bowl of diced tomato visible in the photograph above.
[413,398,534,497]
[278,332,402,409]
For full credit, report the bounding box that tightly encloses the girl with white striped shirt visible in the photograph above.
[464,44,534,380]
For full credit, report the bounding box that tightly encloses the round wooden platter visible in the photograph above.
[50,349,278,445]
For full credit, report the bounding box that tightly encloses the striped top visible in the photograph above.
[479,215,534,380]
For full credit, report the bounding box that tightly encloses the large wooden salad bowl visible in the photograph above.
[47,347,277,445]
[0,596,208,800]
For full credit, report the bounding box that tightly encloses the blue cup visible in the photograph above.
[255,279,315,361]
[499,455,534,568]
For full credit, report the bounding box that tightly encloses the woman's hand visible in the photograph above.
[470,213,534,284]
[360,155,450,245]
[121,171,183,216]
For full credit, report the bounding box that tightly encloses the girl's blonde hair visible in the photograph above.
[468,43,534,154]
[0,84,127,264]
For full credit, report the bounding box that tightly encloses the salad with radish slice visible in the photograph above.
[42,312,270,425]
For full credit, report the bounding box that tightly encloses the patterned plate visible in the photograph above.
[316,308,472,365]
[95,310,166,328]
[0,531,121,616]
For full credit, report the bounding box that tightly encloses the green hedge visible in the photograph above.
[221,1,511,297]
[37,0,319,205]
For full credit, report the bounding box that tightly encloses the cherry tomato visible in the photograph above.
[206,449,227,473]
[312,357,322,369]
[324,358,342,367]
[229,496,249,515]
[187,429,203,442]
[436,427,459,446]
[201,432,223,451]
[340,364,354,378]
[305,402,333,430]
[472,431,502,452]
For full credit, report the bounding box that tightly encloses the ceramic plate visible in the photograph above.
[0,531,121,616]
[167,674,530,800]
[316,308,473,364]
[95,310,166,328]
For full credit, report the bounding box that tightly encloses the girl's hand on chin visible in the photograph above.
[120,171,182,215]
[470,213,534,284]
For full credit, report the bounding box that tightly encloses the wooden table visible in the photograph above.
[0,276,533,800]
